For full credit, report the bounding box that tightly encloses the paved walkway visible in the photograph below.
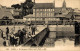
[0,38,4,46]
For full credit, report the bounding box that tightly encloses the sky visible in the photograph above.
[0,0,80,9]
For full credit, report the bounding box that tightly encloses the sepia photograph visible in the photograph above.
[0,0,80,51]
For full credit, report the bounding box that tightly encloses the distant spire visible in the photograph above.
[53,0,55,8]
[63,0,66,8]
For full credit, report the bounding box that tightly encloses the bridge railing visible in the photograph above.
[32,28,49,46]
[23,28,49,46]
[25,20,75,25]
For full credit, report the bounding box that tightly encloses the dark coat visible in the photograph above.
[6,27,9,34]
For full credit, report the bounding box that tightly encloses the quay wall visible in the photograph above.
[49,25,75,38]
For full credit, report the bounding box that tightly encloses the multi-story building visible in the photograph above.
[24,0,74,22]
[24,0,60,23]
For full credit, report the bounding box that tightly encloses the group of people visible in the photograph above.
[1,27,27,46]
[10,28,27,46]
[0,25,36,46]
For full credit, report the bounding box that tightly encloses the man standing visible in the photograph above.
[31,25,36,35]
[0,29,3,38]
[6,27,9,40]
[19,30,24,44]
[22,28,27,43]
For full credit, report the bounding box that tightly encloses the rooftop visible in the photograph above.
[0,8,14,19]
[33,3,54,9]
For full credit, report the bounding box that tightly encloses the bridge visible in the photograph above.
[22,27,49,46]
[20,24,80,47]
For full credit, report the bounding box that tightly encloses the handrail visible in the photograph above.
[32,28,49,46]
[23,28,49,46]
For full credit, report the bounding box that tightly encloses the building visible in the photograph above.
[74,12,80,22]
[54,0,74,16]
[0,16,13,25]
[74,8,80,13]
[24,3,56,21]
[0,5,14,19]
[24,0,61,24]
[12,8,23,19]
[24,0,74,22]
[0,5,14,25]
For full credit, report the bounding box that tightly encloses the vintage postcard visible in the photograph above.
[0,0,80,51]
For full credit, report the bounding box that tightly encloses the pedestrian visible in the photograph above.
[3,38,10,46]
[22,28,26,35]
[19,30,24,44]
[3,38,6,46]
[31,25,36,35]
[18,30,21,45]
[13,35,17,46]
[6,27,9,40]
[22,28,27,43]
[27,26,32,38]
[0,29,3,38]
[10,34,14,45]
[14,32,19,46]
[11,27,15,34]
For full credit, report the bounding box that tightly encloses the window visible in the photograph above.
[49,9,50,11]
[45,9,46,11]
[33,9,35,13]
[53,9,54,11]
[40,9,42,11]
[41,12,42,17]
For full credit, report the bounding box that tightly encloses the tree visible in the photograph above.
[11,0,34,18]
[11,4,21,9]
[21,0,34,15]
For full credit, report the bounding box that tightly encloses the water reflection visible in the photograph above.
[43,31,75,47]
